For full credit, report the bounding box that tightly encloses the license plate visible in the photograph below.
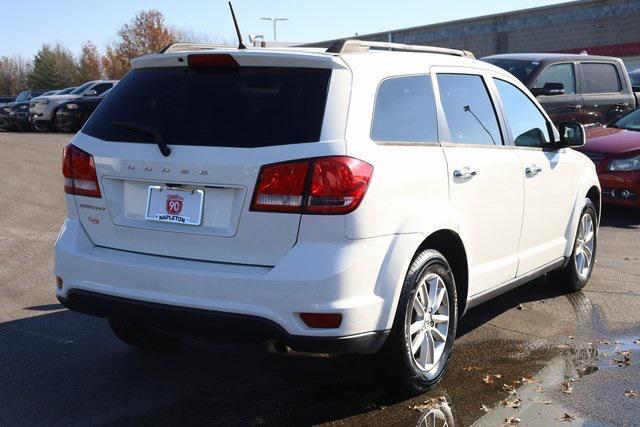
[145,186,204,226]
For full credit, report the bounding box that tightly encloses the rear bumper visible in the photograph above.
[55,218,418,353]
[57,289,389,354]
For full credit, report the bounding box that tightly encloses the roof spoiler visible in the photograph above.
[326,39,475,58]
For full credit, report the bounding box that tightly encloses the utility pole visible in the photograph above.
[260,17,288,41]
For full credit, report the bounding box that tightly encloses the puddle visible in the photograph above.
[591,335,639,372]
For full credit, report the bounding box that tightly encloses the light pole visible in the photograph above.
[261,17,288,41]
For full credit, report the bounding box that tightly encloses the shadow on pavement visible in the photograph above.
[0,275,568,427]
[600,205,640,229]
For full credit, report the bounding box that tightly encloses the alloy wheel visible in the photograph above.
[575,212,595,281]
[407,273,450,372]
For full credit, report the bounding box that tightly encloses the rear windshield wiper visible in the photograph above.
[110,121,171,157]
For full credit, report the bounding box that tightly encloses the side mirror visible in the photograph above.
[84,89,97,97]
[558,121,586,148]
[532,82,565,96]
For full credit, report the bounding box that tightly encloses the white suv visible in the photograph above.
[55,40,600,392]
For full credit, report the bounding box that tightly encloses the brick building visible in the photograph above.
[308,0,640,70]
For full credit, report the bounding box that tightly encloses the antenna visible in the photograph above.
[228,2,247,50]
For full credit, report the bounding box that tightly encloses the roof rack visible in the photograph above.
[326,39,474,58]
[159,42,232,54]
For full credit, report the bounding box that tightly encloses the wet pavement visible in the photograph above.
[1,132,639,426]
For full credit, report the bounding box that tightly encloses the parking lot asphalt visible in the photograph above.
[1,132,639,427]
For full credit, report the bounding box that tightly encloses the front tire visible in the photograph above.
[108,318,182,350]
[548,199,597,292]
[376,249,458,394]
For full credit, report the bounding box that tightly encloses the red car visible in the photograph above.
[580,108,640,207]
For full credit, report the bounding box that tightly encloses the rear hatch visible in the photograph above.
[71,51,349,266]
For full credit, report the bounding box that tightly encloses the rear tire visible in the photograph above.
[108,318,182,350]
[374,249,458,394]
[548,199,597,292]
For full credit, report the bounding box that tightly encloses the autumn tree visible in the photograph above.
[0,55,32,96]
[77,41,102,82]
[102,10,174,79]
[28,43,78,89]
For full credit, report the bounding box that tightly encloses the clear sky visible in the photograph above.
[2,0,573,57]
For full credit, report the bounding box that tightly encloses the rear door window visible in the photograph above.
[581,63,622,94]
[437,74,502,145]
[370,75,437,142]
[533,63,576,94]
[83,67,331,148]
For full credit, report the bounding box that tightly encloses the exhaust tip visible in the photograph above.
[266,340,291,354]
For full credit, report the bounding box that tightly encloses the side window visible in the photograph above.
[532,63,576,95]
[91,83,112,95]
[371,75,437,142]
[494,79,551,148]
[582,63,621,94]
[437,74,502,145]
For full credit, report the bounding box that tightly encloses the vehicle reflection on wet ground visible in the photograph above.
[0,133,639,426]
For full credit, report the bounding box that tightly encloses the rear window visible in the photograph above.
[371,75,437,142]
[582,63,621,94]
[83,67,331,148]
[482,58,540,84]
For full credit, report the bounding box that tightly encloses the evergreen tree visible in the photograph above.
[28,44,77,90]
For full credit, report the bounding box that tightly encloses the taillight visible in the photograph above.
[251,156,373,215]
[62,144,101,198]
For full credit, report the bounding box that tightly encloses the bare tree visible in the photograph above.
[0,55,32,96]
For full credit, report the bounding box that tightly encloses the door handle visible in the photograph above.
[453,167,478,180]
[566,104,582,111]
[525,165,543,176]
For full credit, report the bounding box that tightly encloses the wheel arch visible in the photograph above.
[415,229,469,317]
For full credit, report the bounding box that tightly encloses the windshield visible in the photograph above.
[614,108,640,131]
[14,91,29,102]
[482,58,540,83]
[70,82,94,95]
[83,67,331,148]
[56,87,77,95]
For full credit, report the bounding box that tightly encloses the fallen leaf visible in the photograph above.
[624,390,638,398]
[463,366,483,371]
[504,416,521,425]
[596,339,611,345]
[522,374,540,384]
[502,383,516,393]
[612,354,632,366]
[504,398,522,408]
[568,336,575,340]
[483,374,502,384]
[557,344,571,349]
[516,304,524,310]
[535,400,552,405]
[535,386,546,393]
[481,404,491,413]
[561,381,573,394]
[558,413,575,422]
[634,338,639,345]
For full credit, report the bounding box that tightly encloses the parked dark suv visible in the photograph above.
[0,90,49,131]
[482,53,636,127]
